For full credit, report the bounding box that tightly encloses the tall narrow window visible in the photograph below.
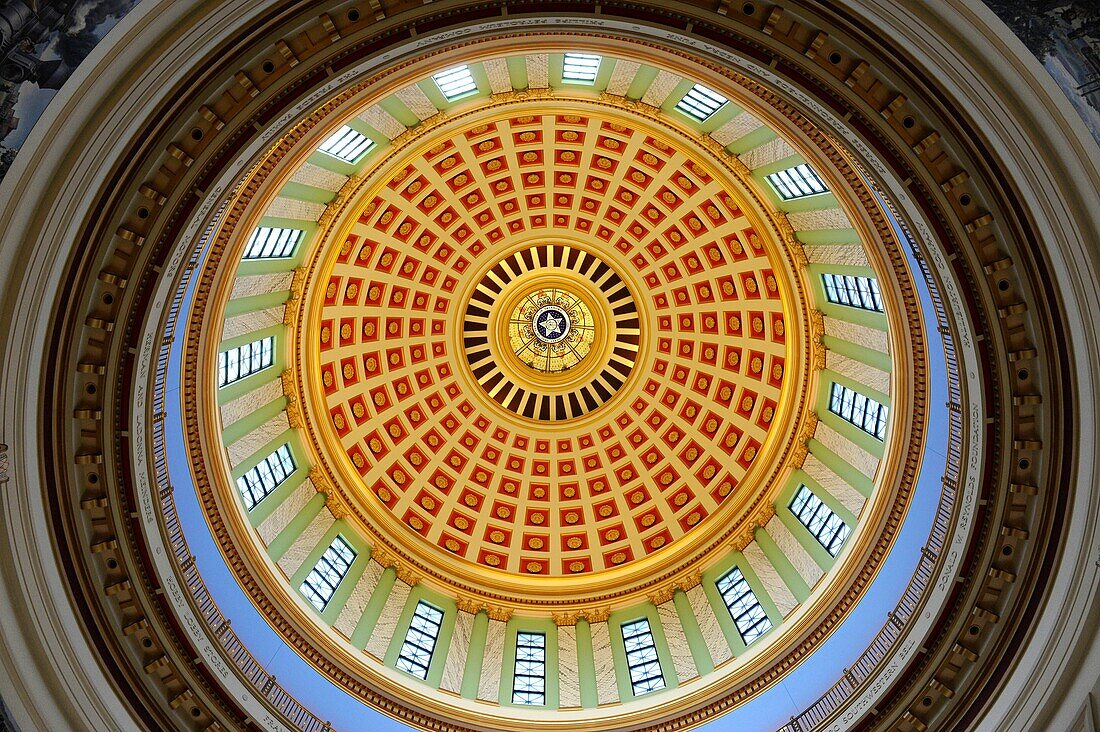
[433,65,477,100]
[396,601,444,680]
[217,336,274,387]
[512,632,547,705]
[621,619,665,695]
[765,163,829,200]
[829,382,889,440]
[243,227,302,260]
[236,444,295,510]
[716,567,772,644]
[299,536,356,611]
[317,124,375,163]
[790,484,851,556]
[822,273,884,312]
[562,52,602,83]
[675,83,728,121]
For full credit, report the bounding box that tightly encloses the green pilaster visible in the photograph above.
[460,610,489,699]
[575,618,598,708]
[222,396,288,449]
[351,566,397,649]
[267,490,324,562]
[755,526,812,603]
[672,590,714,675]
[822,334,893,373]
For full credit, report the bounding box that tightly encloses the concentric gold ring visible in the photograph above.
[463,243,639,421]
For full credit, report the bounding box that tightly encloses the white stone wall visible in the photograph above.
[657,601,697,683]
[686,585,732,664]
[334,558,385,638]
[814,422,879,479]
[257,478,316,545]
[394,85,437,120]
[477,619,507,701]
[827,351,890,396]
[642,70,681,107]
[366,581,411,660]
[221,306,284,341]
[605,60,640,96]
[804,243,868,265]
[482,58,512,94]
[219,378,283,429]
[787,208,851,231]
[440,611,475,693]
[738,137,795,169]
[229,272,294,300]
[276,508,335,577]
[803,454,868,518]
[525,54,548,89]
[711,111,763,147]
[226,412,289,467]
[589,621,619,704]
[266,196,326,222]
[742,542,797,616]
[765,515,825,587]
[356,104,406,139]
[824,317,889,353]
[558,625,581,707]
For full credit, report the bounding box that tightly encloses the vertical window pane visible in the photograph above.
[562,53,602,83]
[828,382,889,440]
[621,619,665,695]
[716,567,772,644]
[433,65,478,100]
[822,273,885,312]
[396,601,444,680]
[765,164,829,200]
[789,484,851,556]
[675,83,728,121]
[299,536,356,611]
[512,632,546,705]
[242,227,302,260]
[317,125,374,163]
[235,443,296,510]
[217,336,274,387]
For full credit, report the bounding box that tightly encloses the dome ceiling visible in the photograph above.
[184,42,925,729]
[9,1,1091,732]
[299,107,800,584]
